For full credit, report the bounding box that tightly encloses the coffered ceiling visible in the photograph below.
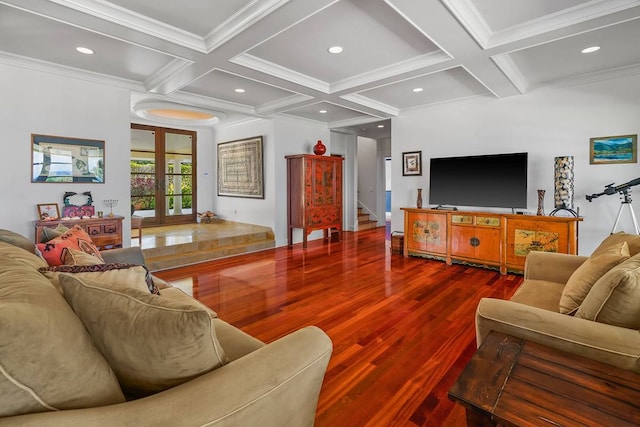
[1,0,639,139]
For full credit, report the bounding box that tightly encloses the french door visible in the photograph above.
[130,124,197,226]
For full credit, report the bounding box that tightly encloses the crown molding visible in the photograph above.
[144,58,194,93]
[331,51,451,93]
[0,50,143,90]
[491,54,529,94]
[441,0,492,48]
[545,61,640,89]
[231,53,330,93]
[255,94,314,115]
[203,0,290,53]
[339,94,399,117]
[47,0,207,52]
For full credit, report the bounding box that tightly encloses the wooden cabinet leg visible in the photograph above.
[465,408,496,427]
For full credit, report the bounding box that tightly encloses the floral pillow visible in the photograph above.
[36,225,103,266]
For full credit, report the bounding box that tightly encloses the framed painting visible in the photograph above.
[37,203,60,220]
[402,151,422,176]
[589,134,637,164]
[217,136,264,198]
[32,134,105,182]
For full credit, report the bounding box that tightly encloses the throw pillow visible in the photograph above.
[559,241,630,314]
[36,225,103,266]
[592,232,640,257]
[39,263,159,295]
[63,248,106,266]
[59,274,228,398]
[40,224,70,243]
[575,253,640,329]
[0,256,124,417]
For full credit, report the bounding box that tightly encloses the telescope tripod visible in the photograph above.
[611,190,640,235]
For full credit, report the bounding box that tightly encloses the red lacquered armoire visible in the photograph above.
[285,154,343,248]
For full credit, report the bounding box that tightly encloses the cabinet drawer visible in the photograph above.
[476,216,500,227]
[102,222,118,234]
[86,225,102,236]
[451,215,473,224]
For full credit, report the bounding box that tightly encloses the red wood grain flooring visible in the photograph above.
[154,227,522,426]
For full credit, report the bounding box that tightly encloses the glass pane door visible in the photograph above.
[164,132,194,220]
[131,128,157,222]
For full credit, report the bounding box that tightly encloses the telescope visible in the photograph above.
[586,177,640,202]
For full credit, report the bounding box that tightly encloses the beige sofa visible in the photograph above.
[0,229,332,426]
[476,232,640,373]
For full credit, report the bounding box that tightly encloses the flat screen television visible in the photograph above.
[429,152,528,209]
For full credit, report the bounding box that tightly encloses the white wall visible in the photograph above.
[357,136,378,221]
[213,116,329,246]
[330,131,357,231]
[0,63,132,241]
[391,74,640,255]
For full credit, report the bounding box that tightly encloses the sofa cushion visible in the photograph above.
[0,253,124,417]
[0,229,35,253]
[575,253,640,329]
[59,274,229,399]
[559,241,629,315]
[593,232,640,257]
[40,224,70,243]
[0,241,47,270]
[36,225,103,266]
[510,279,565,312]
[40,263,158,295]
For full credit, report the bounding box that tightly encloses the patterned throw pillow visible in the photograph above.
[63,248,105,266]
[39,263,160,295]
[36,225,103,266]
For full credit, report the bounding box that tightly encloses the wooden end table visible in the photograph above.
[448,331,640,427]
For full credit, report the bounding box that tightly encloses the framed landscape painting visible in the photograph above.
[32,134,105,182]
[589,134,637,164]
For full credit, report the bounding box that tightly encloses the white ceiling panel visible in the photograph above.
[470,0,589,31]
[246,0,440,84]
[507,18,640,86]
[182,69,298,107]
[283,102,372,123]
[358,67,490,109]
[0,4,175,82]
[107,0,252,37]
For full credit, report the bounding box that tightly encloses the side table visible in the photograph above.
[448,331,640,427]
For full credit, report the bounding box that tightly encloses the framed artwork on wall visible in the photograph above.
[402,151,422,176]
[32,134,105,183]
[589,134,637,164]
[217,136,264,198]
[37,203,60,220]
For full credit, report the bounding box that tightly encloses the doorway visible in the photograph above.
[130,124,197,226]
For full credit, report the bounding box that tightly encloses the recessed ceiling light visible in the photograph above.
[319,109,327,114]
[361,128,367,131]
[377,125,384,128]
[412,87,423,93]
[328,46,343,54]
[234,88,245,93]
[76,47,94,55]
[581,46,600,54]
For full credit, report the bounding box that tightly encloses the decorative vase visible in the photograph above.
[536,190,545,216]
[313,140,326,155]
[417,188,423,209]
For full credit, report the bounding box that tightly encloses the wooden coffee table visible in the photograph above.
[448,331,640,427]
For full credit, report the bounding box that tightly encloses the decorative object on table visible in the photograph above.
[402,151,422,176]
[198,211,222,224]
[217,136,264,199]
[550,156,578,217]
[589,134,637,164]
[313,140,326,155]
[416,188,423,209]
[31,134,105,183]
[103,199,118,217]
[37,203,60,220]
[536,189,545,216]
[62,191,95,218]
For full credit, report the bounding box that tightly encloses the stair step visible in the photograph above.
[358,213,370,221]
[146,238,275,271]
[358,220,378,230]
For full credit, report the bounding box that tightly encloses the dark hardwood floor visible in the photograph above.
[154,227,522,426]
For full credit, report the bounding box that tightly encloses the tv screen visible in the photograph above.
[429,153,528,209]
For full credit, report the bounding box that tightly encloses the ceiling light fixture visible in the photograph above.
[328,46,343,54]
[581,46,600,54]
[76,47,94,55]
[133,100,224,126]
[413,87,423,93]
[377,125,384,128]
[234,88,245,93]
[319,109,327,114]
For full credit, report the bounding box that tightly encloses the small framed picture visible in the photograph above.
[37,203,60,220]
[589,134,637,164]
[402,151,422,176]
